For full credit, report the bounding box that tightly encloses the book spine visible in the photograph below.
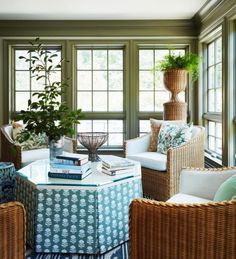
[51,161,91,171]
[48,172,84,180]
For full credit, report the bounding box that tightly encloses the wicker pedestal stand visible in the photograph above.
[163,68,188,121]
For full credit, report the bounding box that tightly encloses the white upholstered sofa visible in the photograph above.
[0,124,77,170]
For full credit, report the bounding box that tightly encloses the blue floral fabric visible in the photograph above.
[157,122,193,154]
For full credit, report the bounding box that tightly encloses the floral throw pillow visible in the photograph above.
[12,122,47,151]
[157,122,193,154]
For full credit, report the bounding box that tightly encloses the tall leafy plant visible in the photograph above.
[16,38,83,141]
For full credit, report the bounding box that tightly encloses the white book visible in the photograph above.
[102,156,135,169]
[101,167,134,176]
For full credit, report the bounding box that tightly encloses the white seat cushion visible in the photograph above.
[22,148,49,168]
[167,193,211,204]
[127,152,167,171]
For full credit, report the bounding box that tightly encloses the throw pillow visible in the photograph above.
[213,174,236,201]
[157,122,193,154]
[12,121,47,151]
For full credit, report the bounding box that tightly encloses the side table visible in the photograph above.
[0,162,16,203]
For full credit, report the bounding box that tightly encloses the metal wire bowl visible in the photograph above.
[77,132,108,162]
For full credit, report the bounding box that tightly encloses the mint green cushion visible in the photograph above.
[213,174,236,201]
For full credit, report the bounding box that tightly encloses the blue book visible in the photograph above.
[48,168,92,180]
[50,161,91,174]
[56,154,88,166]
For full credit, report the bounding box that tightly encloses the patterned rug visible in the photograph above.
[26,242,129,259]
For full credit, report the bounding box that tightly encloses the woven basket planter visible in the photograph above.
[163,69,188,121]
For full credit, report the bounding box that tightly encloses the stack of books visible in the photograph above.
[101,156,135,176]
[48,154,91,180]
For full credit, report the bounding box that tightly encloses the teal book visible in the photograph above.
[48,168,92,180]
[50,161,91,174]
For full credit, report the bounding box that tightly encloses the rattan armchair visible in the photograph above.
[0,124,77,170]
[124,125,205,201]
[0,202,26,259]
[129,167,236,259]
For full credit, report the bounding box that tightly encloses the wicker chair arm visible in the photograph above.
[123,133,151,157]
[0,202,26,259]
[0,127,22,170]
[166,127,205,196]
[129,198,236,259]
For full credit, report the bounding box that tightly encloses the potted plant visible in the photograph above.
[16,38,83,159]
[156,50,199,120]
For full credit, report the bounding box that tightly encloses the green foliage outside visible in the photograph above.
[16,38,83,141]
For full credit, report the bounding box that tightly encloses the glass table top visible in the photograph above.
[17,156,141,187]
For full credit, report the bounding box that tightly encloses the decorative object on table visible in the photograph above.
[0,162,16,203]
[49,159,92,180]
[55,153,88,166]
[155,50,199,121]
[15,38,83,161]
[101,155,135,176]
[77,132,108,162]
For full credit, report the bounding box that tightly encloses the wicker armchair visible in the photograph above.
[0,202,26,259]
[129,167,236,259]
[0,124,77,170]
[124,125,205,201]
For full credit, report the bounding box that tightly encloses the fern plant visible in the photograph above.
[157,50,200,81]
[16,38,83,142]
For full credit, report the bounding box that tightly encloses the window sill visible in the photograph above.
[204,152,222,168]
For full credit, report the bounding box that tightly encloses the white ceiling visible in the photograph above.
[0,0,208,20]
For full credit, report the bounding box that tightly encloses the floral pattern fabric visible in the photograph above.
[157,122,193,154]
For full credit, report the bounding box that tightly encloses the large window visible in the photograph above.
[138,48,185,134]
[13,48,61,112]
[204,36,222,158]
[76,48,124,147]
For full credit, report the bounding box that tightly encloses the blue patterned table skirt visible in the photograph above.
[16,175,142,254]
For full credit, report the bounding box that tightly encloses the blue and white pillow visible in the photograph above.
[157,122,193,154]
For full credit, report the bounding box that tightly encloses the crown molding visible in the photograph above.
[0,20,197,37]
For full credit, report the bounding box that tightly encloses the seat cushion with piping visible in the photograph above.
[167,193,211,204]
[127,152,167,171]
[21,148,49,168]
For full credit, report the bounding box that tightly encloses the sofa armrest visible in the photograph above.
[179,167,236,200]
[129,198,236,259]
[63,137,77,153]
[123,133,151,157]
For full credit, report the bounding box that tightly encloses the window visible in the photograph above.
[13,48,61,112]
[138,48,185,134]
[204,36,222,158]
[76,48,124,147]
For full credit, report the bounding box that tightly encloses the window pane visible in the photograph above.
[109,71,123,90]
[216,122,222,138]
[108,50,123,70]
[77,50,91,70]
[208,42,215,66]
[215,88,222,112]
[139,92,154,111]
[108,133,123,145]
[15,50,29,70]
[216,138,222,155]
[108,120,123,132]
[155,71,165,89]
[93,50,107,70]
[155,49,169,61]
[139,120,150,133]
[31,73,45,91]
[15,92,30,111]
[215,64,222,88]
[77,120,92,132]
[93,71,107,90]
[139,71,153,90]
[208,90,215,112]
[93,120,107,132]
[208,121,215,136]
[77,71,92,90]
[109,92,123,111]
[93,92,107,111]
[155,91,169,111]
[77,92,92,111]
[179,92,185,102]
[208,67,215,89]
[139,50,153,69]
[216,38,222,63]
[15,71,30,90]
